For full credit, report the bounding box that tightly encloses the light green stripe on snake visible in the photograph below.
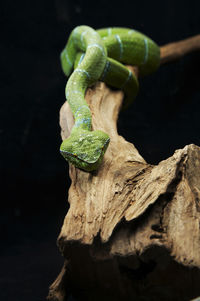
[60,25,160,172]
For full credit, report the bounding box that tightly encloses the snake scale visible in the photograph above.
[60,25,160,171]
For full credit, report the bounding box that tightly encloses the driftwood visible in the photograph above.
[48,35,200,301]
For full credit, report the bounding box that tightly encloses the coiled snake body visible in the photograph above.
[60,26,160,171]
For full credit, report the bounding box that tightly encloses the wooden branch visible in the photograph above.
[160,34,200,64]
[48,35,200,301]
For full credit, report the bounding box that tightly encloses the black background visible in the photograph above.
[1,0,200,300]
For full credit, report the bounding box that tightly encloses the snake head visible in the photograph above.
[60,129,110,172]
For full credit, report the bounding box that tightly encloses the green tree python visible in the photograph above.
[60,25,160,171]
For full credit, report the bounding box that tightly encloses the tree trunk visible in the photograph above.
[47,35,200,301]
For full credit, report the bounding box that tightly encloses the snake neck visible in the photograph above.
[65,71,92,132]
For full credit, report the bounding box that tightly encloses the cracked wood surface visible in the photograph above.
[57,34,200,259]
[59,79,200,267]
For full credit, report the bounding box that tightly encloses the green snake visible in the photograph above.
[60,25,160,171]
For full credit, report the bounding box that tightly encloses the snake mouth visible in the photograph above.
[60,149,91,163]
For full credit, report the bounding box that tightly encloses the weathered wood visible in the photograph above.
[48,35,200,301]
[160,34,200,64]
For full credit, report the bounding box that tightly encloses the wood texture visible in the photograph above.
[160,34,200,64]
[48,35,200,301]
